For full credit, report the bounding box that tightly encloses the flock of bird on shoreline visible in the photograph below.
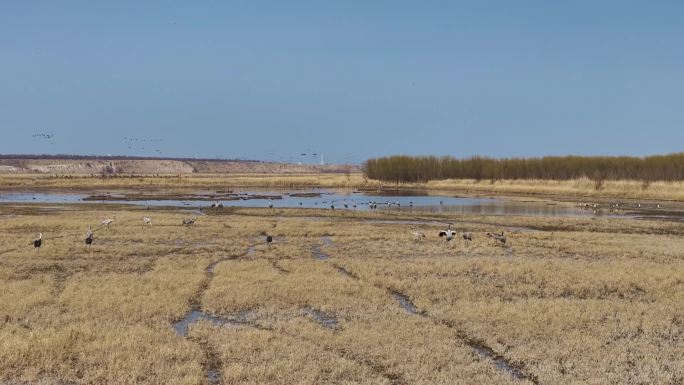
[29,197,508,252]
[411,223,506,246]
[31,215,199,252]
[577,201,661,214]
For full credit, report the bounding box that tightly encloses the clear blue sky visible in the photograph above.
[1,1,682,164]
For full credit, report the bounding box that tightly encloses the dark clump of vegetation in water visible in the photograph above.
[363,153,684,185]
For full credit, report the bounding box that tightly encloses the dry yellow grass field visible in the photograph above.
[1,202,682,384]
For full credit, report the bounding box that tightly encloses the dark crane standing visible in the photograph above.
[85,226,94,249]
[33,233,42,251]
[487,230,506,246]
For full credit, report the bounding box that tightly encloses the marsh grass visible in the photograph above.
[0,202,682,384]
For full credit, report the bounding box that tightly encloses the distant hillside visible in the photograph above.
[0,155,358,175]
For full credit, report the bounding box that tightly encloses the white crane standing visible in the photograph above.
[439,224,457,242]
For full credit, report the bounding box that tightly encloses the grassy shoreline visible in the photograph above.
[1,173,684,202]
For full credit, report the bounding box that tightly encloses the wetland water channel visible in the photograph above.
[0,188,672,219]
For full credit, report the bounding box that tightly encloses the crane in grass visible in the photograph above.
[487,230,506,245]
[462,231,473,245]
[182,217,197,226]
[102,218,114,227]
[266,235,273,245]
[33,233,42,251]
[439,224,457,242]
[143,217,152,226]
[85,226,94,249]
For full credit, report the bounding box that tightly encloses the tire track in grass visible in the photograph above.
[319,238,540,384]
[175,306,405,385]
[270,260,290,274]
[312,236,333,260]
[248,321,407,385]
[181,236,405,385]
[387,290,537,383]
[171,243,256,385]
[300,306,339,330]
[307,236,409,385]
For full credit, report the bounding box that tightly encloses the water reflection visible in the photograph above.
[0,189,675,220]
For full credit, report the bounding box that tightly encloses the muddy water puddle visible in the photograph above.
[312,236,333,260]
[471,344,527,381]
[172,310,254,337]
[205,369,220,385]
[301,306,339,330]
[206,256,238,273]
[391,291,424,316]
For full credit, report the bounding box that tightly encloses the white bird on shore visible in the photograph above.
[268,200,274,209]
